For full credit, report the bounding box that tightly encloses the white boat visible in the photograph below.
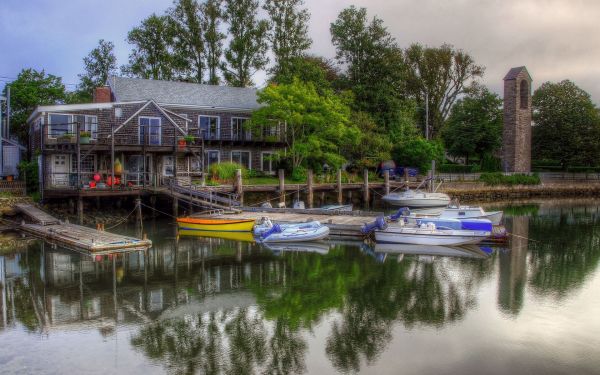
[255,219,330,243]
[321,204,353,211]
[382,190,450,208]
[438,206,503,225]
[374,221,491,246]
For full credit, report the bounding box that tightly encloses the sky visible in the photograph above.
[2,0,600,101]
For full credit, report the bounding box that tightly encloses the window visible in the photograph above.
[84,115,98,139]
[48,114,74,138]
[263,123,279,140]
[261,152,275,173]
[231,150,251,169]
[232,118,251,140]
[71,155,96,173]
[205,150,220,169]
[163,156,174,177]
[190,157,202,172]
[520,80,529,109]
[139,117,161,145]
[199,116,219,140]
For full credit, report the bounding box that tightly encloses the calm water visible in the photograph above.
[1,200,600,374]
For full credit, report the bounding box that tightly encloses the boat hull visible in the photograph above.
[382,193,451,208]
[374,227,489,246]
[260,226,330,243]
[177,218,256,232]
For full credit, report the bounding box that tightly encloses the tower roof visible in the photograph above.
[504,66,532,81]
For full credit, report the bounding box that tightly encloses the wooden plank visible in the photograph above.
[14,204,60,225]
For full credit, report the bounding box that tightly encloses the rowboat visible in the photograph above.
[177,217,256,232]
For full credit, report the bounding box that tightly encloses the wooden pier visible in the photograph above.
[12,204,152,253]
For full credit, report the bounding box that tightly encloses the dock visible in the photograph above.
[12,204,152,253]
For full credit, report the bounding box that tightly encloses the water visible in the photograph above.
[1,199,600,374]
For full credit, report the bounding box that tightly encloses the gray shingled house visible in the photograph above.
[27,77,284,199]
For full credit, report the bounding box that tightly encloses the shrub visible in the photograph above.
[209,162,248,182]
[291,166,307,182]
[18,160,39,194]
[79,131,91,138]
[479,172,541,186]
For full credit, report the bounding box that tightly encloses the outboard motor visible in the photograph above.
[361,216,388,234]
[260,223,282,240]
[389,207,411,221]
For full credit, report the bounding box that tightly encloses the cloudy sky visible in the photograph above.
[2,0,600,101]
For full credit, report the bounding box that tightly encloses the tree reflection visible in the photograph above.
[265,318,307,375]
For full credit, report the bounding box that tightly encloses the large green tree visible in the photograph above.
[405,43,484,138]
[270,55,339,91]
[264,0,312,77]
[222,0,269,87]
[3,68,66,143]
[343,111,393,169]
[250,79,355,169]
[532,80,600,167]
[442,87,503,165]
[77,39,117,99]
[201,0,226,84]
[330,6,408,132]
[122,14,183,80]
[168,0,205,83]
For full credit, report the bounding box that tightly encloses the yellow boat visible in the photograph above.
[177,217,256,232]
[178,230,255,242]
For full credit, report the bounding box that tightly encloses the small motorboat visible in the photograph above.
[177,217,256,232]
[382,189,450,208]
[256,219,330,243]
[321,204,353,212]
[391,206,504,226]
[374,222,491,246]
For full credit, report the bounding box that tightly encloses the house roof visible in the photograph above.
[504,66,532,81]
[108,76,261,110]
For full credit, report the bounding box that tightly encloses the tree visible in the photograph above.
[222,0,269,87]
[270,55,339,91]
[250,79,354,170]
[122,14,183,80]
[168,0,205,83]
[201,0,226,84]
[330,6,408,132]
[532,80,600,167]
[343,111,393,169]
[77,39,117,99]
[3,68,66,143]
[442,87,503,165]
[405,43,484,138]
[393,137,444,173]
[264,0,312,77]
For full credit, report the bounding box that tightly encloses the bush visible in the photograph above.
[290,166,307,182]
[209,162,248,182]
[18,160,39,194]
[480,155,502,172]
[479,172,541,186]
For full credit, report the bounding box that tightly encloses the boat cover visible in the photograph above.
[417,218,492,232]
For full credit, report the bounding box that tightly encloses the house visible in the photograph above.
[1,95,26,179]
[27,77,285,199]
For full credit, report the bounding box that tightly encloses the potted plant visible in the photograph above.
[59,133,75,143]
[80,131,91,144]
[184,135,195,145]
[178,137,187,148]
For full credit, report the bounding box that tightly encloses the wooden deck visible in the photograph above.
[12,204,152,253]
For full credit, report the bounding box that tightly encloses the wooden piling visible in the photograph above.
[278,169,285,207]
[235,169,244,206]
[337,169,343,204]
[150,195,157,218]
[363,169,370,209]
[307,169,314,208]
[384,170,390,195]
[77,197,84,225]
[135,198,142,225]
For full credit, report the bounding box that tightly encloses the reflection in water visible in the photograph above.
[498,215,529,315]
[1,202,600,374]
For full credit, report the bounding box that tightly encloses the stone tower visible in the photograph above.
[502,66,532,172]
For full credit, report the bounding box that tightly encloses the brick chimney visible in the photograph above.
[93,86,112,103]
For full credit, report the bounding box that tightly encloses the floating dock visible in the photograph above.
[12,204,152,253]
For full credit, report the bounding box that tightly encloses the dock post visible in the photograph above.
[278,169,285,207]
[235,169,244,206]
[307,169,314,209]
[77,197,84,225]
[135,198,142,226]
[337,169,343,204]
[150,195,157,218]
[384,170,390,196]
[363,169,370,209]
[173,197,179,217]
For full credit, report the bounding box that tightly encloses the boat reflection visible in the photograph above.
[373,243,492,259]
[178,229,255,242]
[262,241,330,255]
